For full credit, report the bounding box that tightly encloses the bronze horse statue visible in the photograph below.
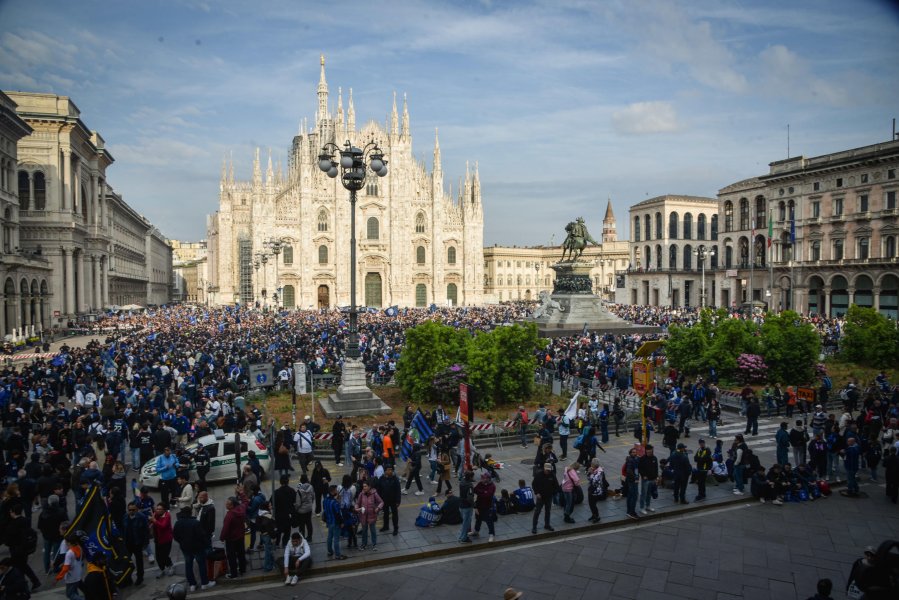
[560,218,599,262]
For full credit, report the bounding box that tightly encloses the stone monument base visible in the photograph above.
[528,261,662,337]
[318,358,391,418]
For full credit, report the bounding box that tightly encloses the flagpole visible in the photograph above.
[768,214,774,310]
[748,219,755,315]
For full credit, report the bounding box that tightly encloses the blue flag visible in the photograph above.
[401,410,435,460]
[66,484,133,584]
[385,305,398,317]
[789,217,796,244]
[147,333,157,341]
[428,304,437,313]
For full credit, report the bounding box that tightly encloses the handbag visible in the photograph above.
[846,580,864,600]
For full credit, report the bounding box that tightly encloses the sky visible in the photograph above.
[1,0,898,246]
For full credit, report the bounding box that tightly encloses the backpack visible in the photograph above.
[840,389,849,401]
[745,449,761,471]
[822,376,832,391]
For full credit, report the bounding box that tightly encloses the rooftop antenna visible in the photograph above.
[787,124,790,158]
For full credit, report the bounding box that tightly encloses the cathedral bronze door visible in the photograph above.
[364,273,382,308]
[317,285,329,309]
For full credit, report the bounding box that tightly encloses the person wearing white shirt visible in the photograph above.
[283,532,311,586]
[293,425,314,474]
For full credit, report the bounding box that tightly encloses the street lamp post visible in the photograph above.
[265,237,289,307]
[253,259,261,305]
[318,140,388,359]
[534,262,540,295]
[693,246,716,308]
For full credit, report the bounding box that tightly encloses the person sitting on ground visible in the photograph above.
[439,489,462,525]
[282,532,311,587]
[512,479,535,513]
[414,496,442,528]
[496,489,516,515]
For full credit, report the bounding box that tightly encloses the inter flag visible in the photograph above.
[564,390,581,420]
[401,410,435,460]
[66,484,133,585]
[767,215,773,249]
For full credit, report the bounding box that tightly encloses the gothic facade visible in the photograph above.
[207,58,485,309]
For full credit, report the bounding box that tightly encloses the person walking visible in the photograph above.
[745,398,761,436]
[37,493,67,575]
[123,501,149,585]
[4,504,41,591]
[670,443,691,504]
[458,471,475,544]
[155,447,179,508]
[402,443,425,496]
[693,439,712,501]
[55,533,85,600]
[293,425,315,476]
[322,485,346,560]
[219,496,247,579]
[377,465,401,536]
[172,507,213,591]
[514,406,529,448]
[531,463,560,534]
[149,503,174,578]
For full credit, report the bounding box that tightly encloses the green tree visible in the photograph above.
[760,310,821,384]
[839,305,899,369]
[395,321,470,404]
[701,315,759,380]
[665,308,718,376]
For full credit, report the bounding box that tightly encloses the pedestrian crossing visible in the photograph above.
[684,417,785,457]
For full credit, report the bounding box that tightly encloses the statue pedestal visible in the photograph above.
[527,261,662,337]
[318,357,391,418]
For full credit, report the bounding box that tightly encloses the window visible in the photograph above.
[283,245,293,265]
[711,215,719,240]
[416,246,425,265]
[739,198,749,230]
[415,284,427,307]
[367,216,379,240]
[836,178,843,188]
[446,283,458,306]
[644,245,652,268]
[317,209,328,232]
[415,212,426,233]
[858,238,870,260]
[33,172,46,210]
[683,213,693,240]
[282,285,295,308]
[724,202,733,232]
[644,215,651,241]
[364,273,382,307]
[447,246,456,264]
[318,245,328,264]
[655,244,662,270]
[778,201,786,221]
[697,214,706,240]
[223,441,248,456]
[655,212,662,240]
[814,182,820,191]
[634,216,641,242]
[710,248,718,269]
[517,275,522,285]
[886,191,896,210]
[834,198,843,216]
[668,245,677,270]
[683,245,692,271]
[724,245,733,269]
[366,182,379,196]
[811,202,820,218]
[811,241,821,261]
[889,169,896,180]
[861,174,869,184]
[788,199,795,221]
[668,212,678,239]
[17,171,29,210]
[755,197,766,229]
[885,235,897,258]
[506,276,512,286]
[833,239,843,260]
[859,195,868,213]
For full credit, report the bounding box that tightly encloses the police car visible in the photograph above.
[138,431,271,488]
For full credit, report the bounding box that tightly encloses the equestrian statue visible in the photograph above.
[560,217,600,262]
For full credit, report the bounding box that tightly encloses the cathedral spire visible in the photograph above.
[433,128,442,173]
[266,148,273,186]
[401,93,409,138]
[253,147,261,187]
[391,91,398,136]
[228,151,234,183]
[602,197,618,243]
[347,87,355,135]
[316,54,329,127]
[472,161,480,206]
[220,155,226,182]
[337,86,344,130]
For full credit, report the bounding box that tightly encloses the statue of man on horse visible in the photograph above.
[560,217,599,262]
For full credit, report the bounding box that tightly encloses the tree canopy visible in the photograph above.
[839,305,899,369]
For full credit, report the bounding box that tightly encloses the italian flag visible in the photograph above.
[767,215,773,248]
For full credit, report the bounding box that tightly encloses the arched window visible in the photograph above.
[683,244,693,271]
[723,202,733,232]
[446,283,458,306]
[788,199,795,220]
[739,198,749,230]
[655,212,662,240]
[317,209,329,232]
[367,216,379,240]
[668,212,678,239]
[697,214,706,240]
[81,184,88,219]
[415,284,427,306]
[644,215,651,241]
[33,171,46,210]
[318,244,328,264]
[655,244,662,270]
[683,213,693,240]
[517,275,522,285]
[883,235,896,258]
[811,240,821,261]
[755,196,766,228]
[447,246,457,264]
[634,216,641,242]
[415,212,426,234]
[282,285,295,308]
[644,245,652,268]
[506,276,512,286]
[710,247,719,269]
[668,244,678,270]
[725,245,733,269]
[366,182,379,196]
[416,246,426,265]
[778,201,786,221]
[283,245,293,265]
[833,239,843,261]
[711,214,719,240]
[858,237,869,260]
[18,171,29,210]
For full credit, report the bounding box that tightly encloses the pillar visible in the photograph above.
[824,286,831,317]
[100,180,107,226]
[847,287,855,308]
[102,256,109,307]
[91,174,99,225]
[74,158,82,215]
[27,172,34,210]
[93,256,102,309]
[873,286,881,311]
[64,248,75,315]
[62,149,72,211]
[76,251,85,313]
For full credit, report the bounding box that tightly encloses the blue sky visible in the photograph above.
[1,0,897,245]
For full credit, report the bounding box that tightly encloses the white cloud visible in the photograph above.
[758,44,852,107]
[110,138,209,168]
[612,101,679,135]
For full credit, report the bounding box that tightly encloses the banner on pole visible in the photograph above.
[294,362,307,394]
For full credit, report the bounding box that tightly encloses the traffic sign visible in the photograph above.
[248,363,274,389]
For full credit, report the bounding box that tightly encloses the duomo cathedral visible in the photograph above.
[207,57,485,309]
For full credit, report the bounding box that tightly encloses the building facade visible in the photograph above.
[5,91,173,322]
[207,57,484,309]
[623,195,720,308]
[171,240,208,303]
[0,91,52,338]
[484,201,629,302]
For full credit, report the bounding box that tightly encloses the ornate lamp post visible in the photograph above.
[318,140,388,359]
[534,262,541,295]
[265,237,289,306]
[253,259,261,305]
[255,251,270,308]
[693,246,716,308]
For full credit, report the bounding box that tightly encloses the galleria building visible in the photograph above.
[207,59,485,309]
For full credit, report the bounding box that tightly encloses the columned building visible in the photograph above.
[484,201,629,302]
[5,91,173,321]
[171,240,208,303]
[0,91,52,338]
[624,195,720,307]
[207,57,485,309]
